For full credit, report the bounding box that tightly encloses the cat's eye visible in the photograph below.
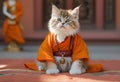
[57,18,61,22]
[65,19,70,23]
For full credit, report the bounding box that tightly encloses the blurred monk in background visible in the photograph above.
[2,0,25,51]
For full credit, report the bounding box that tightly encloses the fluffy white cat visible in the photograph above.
[37,4,88,74]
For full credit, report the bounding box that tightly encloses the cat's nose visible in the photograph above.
[62,23,65,25]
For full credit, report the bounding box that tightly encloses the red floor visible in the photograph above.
[0,59,120,82]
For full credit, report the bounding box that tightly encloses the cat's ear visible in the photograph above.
[51,4,59,17]
[71,6,80,19]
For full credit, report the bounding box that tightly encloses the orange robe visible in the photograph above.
[37,33,89,63]
[25,33,103,73]
[2,0,25,44]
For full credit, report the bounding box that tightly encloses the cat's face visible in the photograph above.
[48,5,80,36]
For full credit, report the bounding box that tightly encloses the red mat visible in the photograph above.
[0,59,120,82]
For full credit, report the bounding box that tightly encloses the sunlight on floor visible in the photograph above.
[38,74,114,82]
[0,64,7,68]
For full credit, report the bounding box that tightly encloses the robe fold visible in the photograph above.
[3,0,25,44]
[25,33,103,73]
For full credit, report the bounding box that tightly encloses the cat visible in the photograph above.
[37,4,88,74]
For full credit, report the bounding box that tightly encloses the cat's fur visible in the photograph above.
[37,5,87,74]
[49,5,79,43]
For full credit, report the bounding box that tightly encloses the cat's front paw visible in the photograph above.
[69,68,85,74]
[46,61,59,74]
[46,68,59,74]
[69,60,86,74]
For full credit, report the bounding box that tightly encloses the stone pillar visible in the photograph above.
[115,0,120,30]
[95,0,104,30]
[34,0,43,30]
[66,0,73,9]
[20,0,34,34]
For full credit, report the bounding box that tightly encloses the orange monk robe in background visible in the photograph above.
[25,33,103,73]
[3,0,25,44]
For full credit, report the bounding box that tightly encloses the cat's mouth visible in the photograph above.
[60,26,65,28]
